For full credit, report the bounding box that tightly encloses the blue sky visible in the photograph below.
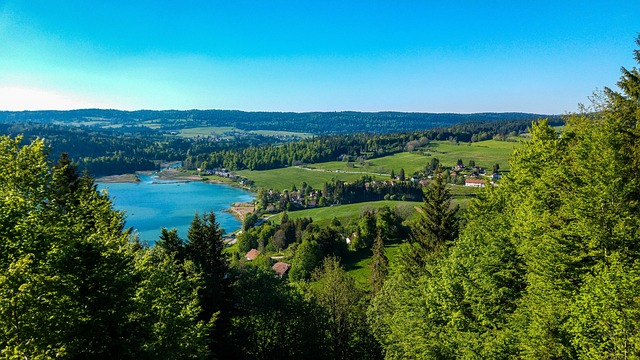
[0,1,638,113]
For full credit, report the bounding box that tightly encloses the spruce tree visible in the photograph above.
[370,232,389,295]
[403,170,459,272]
[185,211,229,356]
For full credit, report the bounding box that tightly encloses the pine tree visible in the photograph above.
[370,232,389,295]
[403,170,459,272]
[185,211,229,356]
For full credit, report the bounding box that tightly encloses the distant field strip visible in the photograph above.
[270,200,418,227]
[236,167,366,191]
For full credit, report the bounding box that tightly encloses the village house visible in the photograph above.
[245,248,261,261]
[465,179,485,188]
[272,262,290,278]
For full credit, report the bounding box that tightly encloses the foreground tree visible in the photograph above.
[226,267,328,360]
[185,211,230,356]
[309,257,382,359]
[0,137,209,358]
[402,170,459,272]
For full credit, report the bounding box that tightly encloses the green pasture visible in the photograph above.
[248,130,313,138]
[236,167,367,191]
[177,126,237,137]
[425,139,521,170]
[302,139,521,177]
[270,200,418,227]
[307,152,430,176]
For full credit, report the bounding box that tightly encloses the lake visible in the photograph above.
[97,174,254,243]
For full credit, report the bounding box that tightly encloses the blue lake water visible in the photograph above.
[97,175,254,243]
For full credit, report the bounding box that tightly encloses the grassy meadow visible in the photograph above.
[425,139,521,170]
[233,139,520,191]
[270,200,419,227]
[235,167,366,191]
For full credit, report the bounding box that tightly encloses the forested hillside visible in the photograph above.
[0,109,549,134]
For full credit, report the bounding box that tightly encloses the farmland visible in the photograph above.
[270,200,418,227]
[234,139,521,191]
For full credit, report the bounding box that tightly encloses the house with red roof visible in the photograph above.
[272,262,290,278]
[245,248,261,261]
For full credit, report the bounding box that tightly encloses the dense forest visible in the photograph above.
[0,122,277,176]
[1,38,638,359]
[0,109,548,134]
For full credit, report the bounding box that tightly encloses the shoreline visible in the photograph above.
[224,202,255,221]
[95,173,140,183]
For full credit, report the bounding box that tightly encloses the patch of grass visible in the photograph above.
[425,139,521,170]
[176,126,238,137]
[235,167,366,192]
[248,130,313,138]
[343,241,404,288]
[270,200,418,227]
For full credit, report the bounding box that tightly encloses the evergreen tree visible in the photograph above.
[185,211,229,356]
[403,171,459,272]
[370,232,389,295]
[0,136,208,358]
[157,227,187,262]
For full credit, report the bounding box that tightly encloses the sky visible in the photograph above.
[0,1,638,114]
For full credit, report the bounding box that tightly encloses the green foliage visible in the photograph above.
[132,247,211,359]
[289,239,322,282]
[226,267,329,359]
[568,254,640,358]
[402,171,459,272]
[0,136,208,358]
[310,257,381,359]
[369,233,389,295]
[370,36,640,358]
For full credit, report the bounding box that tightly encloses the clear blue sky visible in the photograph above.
[1,1,638,113]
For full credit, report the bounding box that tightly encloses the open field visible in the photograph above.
[248,129,313,138]
[234,139,513,192]
[176,126,237,137]
[236,167,367,191]
[300,139,521,178]
[426,139,521,170]
[307,151,429,176]
[270,200,418,227]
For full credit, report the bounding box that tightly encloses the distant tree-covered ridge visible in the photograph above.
[0,108,553,134]
[0,110,563,176]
